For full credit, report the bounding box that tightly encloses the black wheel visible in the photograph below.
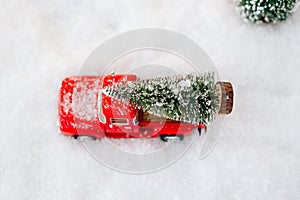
[73,135,79,139]
[159,134,184,142]
[73,136,96,141]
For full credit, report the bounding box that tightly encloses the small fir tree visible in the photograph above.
[103,73,221,125]
[236,0,299,24]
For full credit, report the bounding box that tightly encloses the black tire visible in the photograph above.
[159,134,184,142]
[73,136,96,141]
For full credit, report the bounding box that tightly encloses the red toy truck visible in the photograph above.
[58,74,233,141]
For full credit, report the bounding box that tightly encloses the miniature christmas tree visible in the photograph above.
[103,73,221,125]
[236,0,299,24]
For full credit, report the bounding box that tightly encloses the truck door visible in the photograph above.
[101,74,137,138]
[103,97,136,138]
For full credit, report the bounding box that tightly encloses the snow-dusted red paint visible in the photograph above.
[58,74,206,140]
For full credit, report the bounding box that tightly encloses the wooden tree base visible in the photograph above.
[216,82,234,115]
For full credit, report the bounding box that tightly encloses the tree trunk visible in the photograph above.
[216,82,234,115]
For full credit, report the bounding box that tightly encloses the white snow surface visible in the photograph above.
[1,0,300,199]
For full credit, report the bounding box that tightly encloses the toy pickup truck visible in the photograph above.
[58,74,233,141]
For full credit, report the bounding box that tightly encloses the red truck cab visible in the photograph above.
[58,74,207,141]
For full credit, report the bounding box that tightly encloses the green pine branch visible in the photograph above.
[236,0,299,23]
[103,72,221,125]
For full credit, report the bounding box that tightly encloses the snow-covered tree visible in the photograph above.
[236,0,299,24]
[103,73,221,125]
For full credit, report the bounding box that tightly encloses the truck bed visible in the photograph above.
[139,109,176,122]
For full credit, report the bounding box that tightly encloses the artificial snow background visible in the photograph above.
[1,0,300,199]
